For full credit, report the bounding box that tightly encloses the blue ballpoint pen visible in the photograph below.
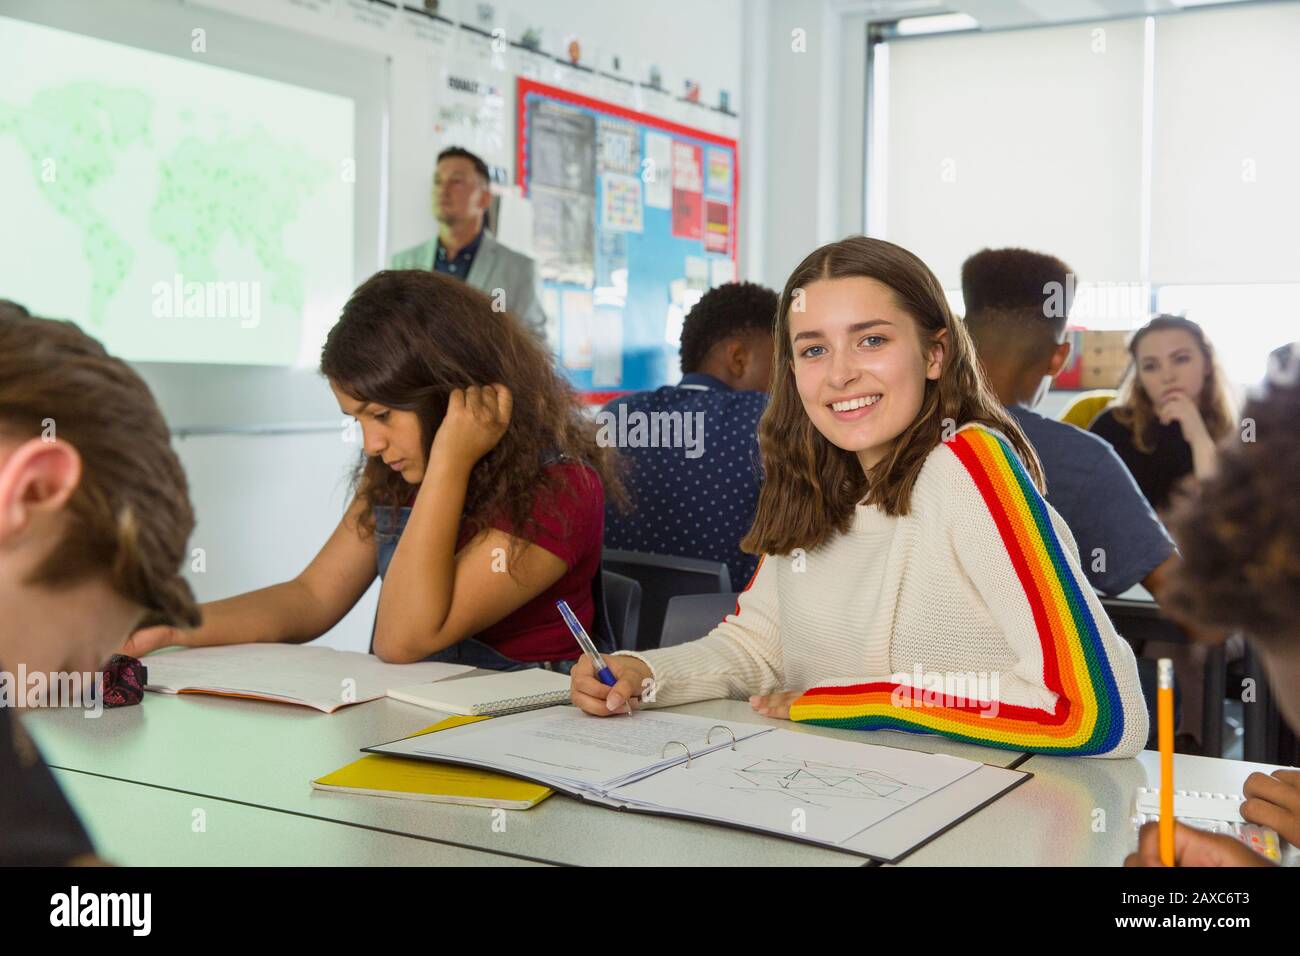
[556,599,632,715]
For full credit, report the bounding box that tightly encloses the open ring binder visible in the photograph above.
[708,725,737,749]
[661,725,740,768]
[661,740,691,767]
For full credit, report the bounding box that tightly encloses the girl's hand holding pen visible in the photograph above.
[570,655,653,717]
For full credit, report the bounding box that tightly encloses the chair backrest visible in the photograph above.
[600,570,642,652]
[660,592,740,649]
[601,549,732,650]
[1059,390,1117,430]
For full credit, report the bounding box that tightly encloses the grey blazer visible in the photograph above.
[390,230,548,335]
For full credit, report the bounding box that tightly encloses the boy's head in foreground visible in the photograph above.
[1165,355,1300,729]
[0,314,199,677]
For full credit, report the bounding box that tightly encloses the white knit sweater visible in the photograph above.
[616,424,1149,757]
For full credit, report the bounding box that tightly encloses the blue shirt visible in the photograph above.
[433,228,483,279]
[602,372,767,587]
[1007,404,1175,595]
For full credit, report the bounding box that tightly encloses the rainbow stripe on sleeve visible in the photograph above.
[788,427,1126,755]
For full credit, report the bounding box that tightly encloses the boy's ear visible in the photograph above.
[0,438,82,541]
[926,328,948,381]
[1047,340,1072,377]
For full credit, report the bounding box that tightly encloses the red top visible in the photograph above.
[458,461,604,662]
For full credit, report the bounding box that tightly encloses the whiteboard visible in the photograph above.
[0,0,388,430]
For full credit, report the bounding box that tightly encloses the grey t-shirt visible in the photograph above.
[1007,404,1175,596]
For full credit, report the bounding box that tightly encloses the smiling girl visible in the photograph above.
[570,237,1148,757]
[1089,315,1236,516]
[126,270,619,670]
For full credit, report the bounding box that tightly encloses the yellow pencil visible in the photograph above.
[1158,658,1175,866]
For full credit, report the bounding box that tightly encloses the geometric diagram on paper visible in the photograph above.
[710,756,931,809]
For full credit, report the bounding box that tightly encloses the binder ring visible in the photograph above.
[708,725,737,750]
[662,740,691,767]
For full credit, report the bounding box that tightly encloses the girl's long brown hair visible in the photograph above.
[1111,314,1236,454]
[320,270,623,563]
[741,236,1044,557]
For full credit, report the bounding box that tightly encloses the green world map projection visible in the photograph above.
[0,81,331,330]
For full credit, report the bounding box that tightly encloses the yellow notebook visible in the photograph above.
[311,715,552,810]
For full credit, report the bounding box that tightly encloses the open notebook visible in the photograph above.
[144,644,473,713]
[364,707,1031,862]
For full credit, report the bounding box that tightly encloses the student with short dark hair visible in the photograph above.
[962,247,1177,599]
[964,250,1231,749]
[0,314,200,865]
[1127,361,1300,867]
[601,281,777,586]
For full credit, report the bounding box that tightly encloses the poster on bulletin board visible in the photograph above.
[516,79,739,401]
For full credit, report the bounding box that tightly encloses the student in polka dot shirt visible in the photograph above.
[602,282,777,586]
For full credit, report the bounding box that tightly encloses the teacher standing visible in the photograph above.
[391,146,548,336]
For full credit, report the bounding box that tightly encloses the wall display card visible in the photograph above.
[705,146,732,201]
[671,141,703,240]
[601,173,643,233]
[672,189,702,241]
[434,63,509,172]
[591,304,624,387]
[596,230,628,288]
[527,99,596,286]
[561,289,594,370]
[533,188,594,287]
[684,256,709,292]
[494,186,535,258]
[710,257,736,287]
[529,100,595,192]
[704,200,731,255]
[643,131,672,209]
[597,117,640,175]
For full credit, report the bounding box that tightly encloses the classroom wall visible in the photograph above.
[741,0,869,290]
[174,430,380,652]
[188,0,744,258]
[167,0,745,651]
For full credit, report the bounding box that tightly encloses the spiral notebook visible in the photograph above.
[387,669,572,716]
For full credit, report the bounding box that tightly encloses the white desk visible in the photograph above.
[23,693,1028,867]
[54,769,549,866]
[893,750,1294,866]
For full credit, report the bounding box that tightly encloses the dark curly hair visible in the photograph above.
[321,270,624,573]
[677,280,778,374]
[1164,358,1300,647]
